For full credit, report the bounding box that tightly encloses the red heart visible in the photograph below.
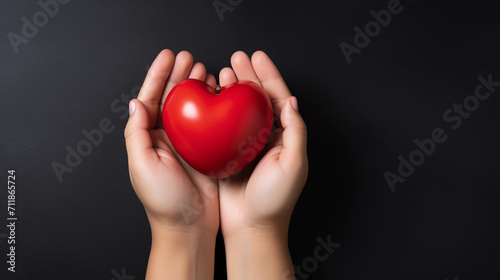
[162,79,273,178]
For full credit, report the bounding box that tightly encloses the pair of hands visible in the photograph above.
[124,49,307,280]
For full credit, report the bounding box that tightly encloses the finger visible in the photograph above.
[162,51,195,106]
[138,49,175,129]
[230,51,262,86]
[124,99,157,167]
[205,73,217,88]
[157,51,195,128]
[251,51,292,121]
[279,97,307,172]
[188,62,207,80]
[219,67,237,87]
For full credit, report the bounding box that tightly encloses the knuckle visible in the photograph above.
[295,120,308,136]
[124,123,134,140]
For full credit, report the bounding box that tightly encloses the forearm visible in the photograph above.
[224,228,293,280]
[146,223,216,280]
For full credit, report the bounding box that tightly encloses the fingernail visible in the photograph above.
[129,100,136,116]
[291,97,299,112]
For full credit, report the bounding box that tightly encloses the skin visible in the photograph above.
[124,49,308,280]
[218,51,308,280]
[125,50,219,280]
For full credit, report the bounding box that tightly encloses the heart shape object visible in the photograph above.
[162,79,273,178]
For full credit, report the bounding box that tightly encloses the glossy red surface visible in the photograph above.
[162,79,273,178]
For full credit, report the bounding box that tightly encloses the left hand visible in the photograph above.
[217,50,308,238]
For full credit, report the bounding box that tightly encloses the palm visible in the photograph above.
[126,50,220,233]
[219,137,288,233]
[145,128,219,230]
[217,51,308,237]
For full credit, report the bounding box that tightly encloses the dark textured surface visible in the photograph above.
[1,0,499,279]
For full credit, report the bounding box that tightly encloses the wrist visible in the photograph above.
[146,208,219,238]
[146,220,217,280]
[223,227,293,280]
[221,215,291,241]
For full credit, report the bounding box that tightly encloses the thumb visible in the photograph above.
[124,99,155,165]
[279,96,308,171]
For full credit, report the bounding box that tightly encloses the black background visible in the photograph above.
[1,0,499,279]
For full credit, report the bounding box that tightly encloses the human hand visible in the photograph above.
[124,49,219,280]
[217,51,308,279]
